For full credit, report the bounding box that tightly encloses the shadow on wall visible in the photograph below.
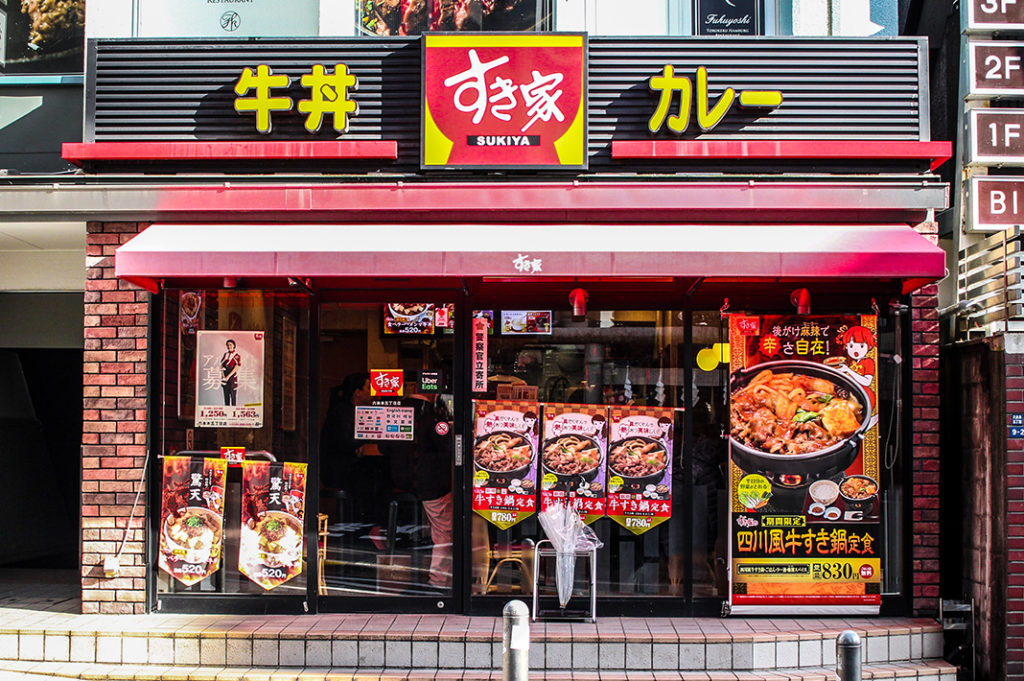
[0,349,79,566]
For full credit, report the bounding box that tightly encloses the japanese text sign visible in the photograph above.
[422,34,587,169]
[472,317,489,392]
[472,400,540,529]
[607,407,674,535]
[158,456,227,586]
[539,404,609,525]
[221,446,246,466]
[728,315,881,613]
[239,460,307,590]
[195,330,264,429]
[234,63,358,134]
[370,369,404,397]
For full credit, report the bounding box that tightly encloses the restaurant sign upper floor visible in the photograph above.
[83,35,933,175]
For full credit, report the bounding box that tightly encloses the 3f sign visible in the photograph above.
[980,0,1018,12]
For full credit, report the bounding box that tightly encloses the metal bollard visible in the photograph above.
[502,600,530,681]
[836,630,862,681]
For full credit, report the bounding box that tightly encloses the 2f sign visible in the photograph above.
[969,0,1024,30]
[970,177,1024,231]
[970,42,1024,96]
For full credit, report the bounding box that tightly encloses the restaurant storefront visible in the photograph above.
[64,31,950,617]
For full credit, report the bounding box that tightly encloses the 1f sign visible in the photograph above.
[968,109,1024,165]
[968,0,1024,30]
[969,176,1024,231]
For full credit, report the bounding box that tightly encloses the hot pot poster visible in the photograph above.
[195,330,265,429]
[422,34,586,169]
[728,315,882,610]
[539,404,608,525]
[239,461,307,590]
[607,407,674,535]
[158,456,228,586]
[471,400,540,529]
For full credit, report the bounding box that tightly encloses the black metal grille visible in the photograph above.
[88,36,928,174]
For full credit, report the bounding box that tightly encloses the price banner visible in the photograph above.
[606,406,674,534]
[471,400,539,529]
[539,404,608,525]
[158,456,227,586]
[239,460,307,590]
[729,314,881,613]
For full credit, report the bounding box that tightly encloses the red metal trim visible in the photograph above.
[610,140,953,171]
[62,141,399,165]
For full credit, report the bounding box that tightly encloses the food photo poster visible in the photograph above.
[539,404,608,525]
[728,314,882,613]
[471,400,540,529]
[195,330,265,428]
[239,461,308,590]
[158,456,228,586]
[607,406,674,534]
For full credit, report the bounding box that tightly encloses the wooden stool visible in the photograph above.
[317,513,329,596]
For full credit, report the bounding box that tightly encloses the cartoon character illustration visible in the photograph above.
[833,325,876,409]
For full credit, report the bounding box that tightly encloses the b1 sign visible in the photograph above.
[968,176,1024,231]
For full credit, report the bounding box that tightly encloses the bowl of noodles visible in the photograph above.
[730,360,873,476]
[541,434,603,483]
[608,436,669,488]
[162,507,223,566]
[251,511,303,569]
[473,431,535,482]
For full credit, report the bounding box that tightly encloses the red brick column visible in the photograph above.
[82,221,149,614]
[1007,346,1024,678]
[910,221,941,615]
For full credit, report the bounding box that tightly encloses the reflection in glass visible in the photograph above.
[317,303,454,597]
[472,310,686,599]
[2,0,84,74]
[357,0,549,36]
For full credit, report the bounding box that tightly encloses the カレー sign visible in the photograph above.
[422,34,586,169]
[728,315,882,613]
[647,65,781,134]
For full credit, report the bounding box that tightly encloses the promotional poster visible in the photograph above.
[383,303,435,335]
[195,330,265,428]
[607,406,674,534]
[728,314,881,613]
[239,460,307,590]
[158,456,228,586]
[539,404,608,525]
[471,400,540,529]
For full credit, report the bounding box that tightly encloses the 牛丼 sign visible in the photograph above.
[422,34,586,169]
[234,63,357,134]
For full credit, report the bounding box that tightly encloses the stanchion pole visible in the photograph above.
[837,630,862,681]
[502,600,530,681]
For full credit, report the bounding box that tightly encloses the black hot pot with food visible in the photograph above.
[540,434,603,488]
[729,359,874,511]
[473,431,535,487]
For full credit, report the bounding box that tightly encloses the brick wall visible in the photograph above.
[910,222,941,616]
[82,221,149,614]
[1007,346,1024,679]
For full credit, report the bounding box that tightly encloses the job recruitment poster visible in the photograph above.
[728,314,881,614]
[195,330,264,428]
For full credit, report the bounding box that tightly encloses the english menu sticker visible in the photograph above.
[607,407,674,534]
[471,400,539,529]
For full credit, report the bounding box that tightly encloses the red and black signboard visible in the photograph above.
[969,41,1024,97]
[422,34,586,169]
[967,0,1024,31]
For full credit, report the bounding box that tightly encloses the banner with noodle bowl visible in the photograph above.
[239,460,307,590]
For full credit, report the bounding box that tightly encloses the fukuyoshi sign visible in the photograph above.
[422,34,587,169]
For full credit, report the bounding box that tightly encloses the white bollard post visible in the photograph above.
[502,600,530,681]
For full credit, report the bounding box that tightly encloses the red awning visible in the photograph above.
[115,223,945,293]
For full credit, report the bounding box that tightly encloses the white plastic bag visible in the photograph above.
[537,501,603,607]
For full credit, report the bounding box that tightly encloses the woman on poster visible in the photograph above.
[220,339,241,406]
[832,325,876,409]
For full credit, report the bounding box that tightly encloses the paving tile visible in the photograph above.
[121,636,149,665]
[18,634,44,662]
[597,641,623,670]
[799,639,822,668]
[148,637,175,666]
[465,641,491,669]
[625,641,652,670]
[175,637,201,666]
[572,641,599,670]
[436,641,462,669]
[279,639,306,667]
[705,643,731,670]
[409,640,437,669]
[42,633,69,662]
[731,641,752,670]
[251,639,279,668]
[652,643,678,671]
[527,641,545,670]
[0,633,18,659]
[776,640,799,669]
[545,642,571,670]
[226,638,253,667]
[305,640,331,667]
[358,639,386,668]
[751,641,774,669]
